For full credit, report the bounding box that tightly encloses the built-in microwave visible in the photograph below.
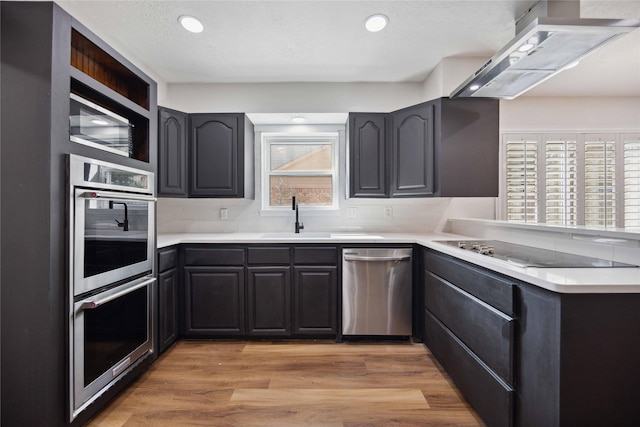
[70,93,133,157]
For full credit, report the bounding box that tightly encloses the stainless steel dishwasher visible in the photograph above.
[342,248,412,336]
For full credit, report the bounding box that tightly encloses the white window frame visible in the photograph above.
[261,131,340,213]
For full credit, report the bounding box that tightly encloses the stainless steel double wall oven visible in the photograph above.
[69,155,156,420]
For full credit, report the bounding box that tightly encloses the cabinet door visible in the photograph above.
[183,266,245,336]
[247,267,291,336]
[189,113,244,197]
[390,102,435,197]
[158,268,178,353]
[158,107,188,197]
[293,266,337,336]
[348,113,388,197]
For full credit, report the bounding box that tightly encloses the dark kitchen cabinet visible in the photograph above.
[189,113,255,198]
[157,247,179,354]
[423,249,515,427]
[390,102,436,197]
[158,107,188,197]
[183,267,246,336]
[348,113,389,197]
[293,266,337,336]
[247,267,292,336]
[348,97,498,198]
[292,247,338,336]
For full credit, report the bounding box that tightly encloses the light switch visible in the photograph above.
[220,208,228,220]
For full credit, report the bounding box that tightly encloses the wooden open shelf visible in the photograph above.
[71,29,149,110]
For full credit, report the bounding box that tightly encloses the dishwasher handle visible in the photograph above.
[344,253,411,262]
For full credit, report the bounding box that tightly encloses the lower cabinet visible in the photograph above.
[180,244,338,339]
[183,266,246,336]
[423,249,515,427]
[247,267,291,336]
[293,266,337,335]
[157,247,179,353]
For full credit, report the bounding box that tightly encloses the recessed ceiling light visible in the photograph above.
[291,116,306,124]
[365,14,388,32]
[179,15,204,33]
[469,84,480,91]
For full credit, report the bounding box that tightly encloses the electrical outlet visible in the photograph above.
[385,206,393,218]
[220,208,228,220]
[347,207,358,219]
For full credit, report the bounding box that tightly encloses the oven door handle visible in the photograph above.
[79,190,156,202]
[77,277,156,311]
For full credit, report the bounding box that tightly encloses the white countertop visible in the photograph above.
[157,232,640,294]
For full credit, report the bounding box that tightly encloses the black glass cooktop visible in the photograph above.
[436,240,638,268]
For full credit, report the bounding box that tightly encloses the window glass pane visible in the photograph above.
[269,176,332,206]
[584,140,615,227]
[270,144,332,171]
[624,139,640,227]
[505,139,538,222]
[545,140,577,225]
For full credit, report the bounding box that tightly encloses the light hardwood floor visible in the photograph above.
[87,340,484,426]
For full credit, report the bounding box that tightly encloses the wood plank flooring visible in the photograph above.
[86,340,484,426]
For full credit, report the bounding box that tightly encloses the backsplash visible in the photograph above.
[157,197,469,234]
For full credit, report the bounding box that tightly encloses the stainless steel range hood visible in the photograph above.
[450,0,640,99]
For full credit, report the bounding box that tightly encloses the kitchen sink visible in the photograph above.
[260,232,384,239]
[261,232,332,239]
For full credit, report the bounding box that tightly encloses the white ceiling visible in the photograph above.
[58,0,640,97]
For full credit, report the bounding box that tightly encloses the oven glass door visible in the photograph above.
[74,189,155,296]
[72,276,155,416]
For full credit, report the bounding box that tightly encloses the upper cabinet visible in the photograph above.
[348,97,499,198]
[390,102,436,197]
[157,109,255,198]
[158,107,188,197]
[348,113,389,198]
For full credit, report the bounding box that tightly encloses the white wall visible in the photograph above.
[163,82,425,113]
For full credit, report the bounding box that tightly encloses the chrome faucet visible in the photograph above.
[109,201,129,231]
[292,196,304,234]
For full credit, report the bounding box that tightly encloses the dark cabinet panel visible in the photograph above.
[424,271,514,385]
[435,98,499,197]
[293,246,338,265]
[348,113,388,197]
[293,266,337,336]
[247,246,291,265]
[158,107,188,197]
[158,268,179,353]
[158,246,178,273]
[424,310,513,427]
[184,246,245,266]
[247,267,291,336]
[183,267,245,336]
[189,113,252,198]
[390,103,435,197]
[424,250,515,316]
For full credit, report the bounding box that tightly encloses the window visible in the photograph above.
[502,133,640,228]
[262,132,339,211]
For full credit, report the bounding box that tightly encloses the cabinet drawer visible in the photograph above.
[247,246,291,265]
[293,247,338,265]
[424,310,513,427]
[425,250,515,316]
[158,247,178,273]
[184,247,245,266]
[425,271,514,385]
